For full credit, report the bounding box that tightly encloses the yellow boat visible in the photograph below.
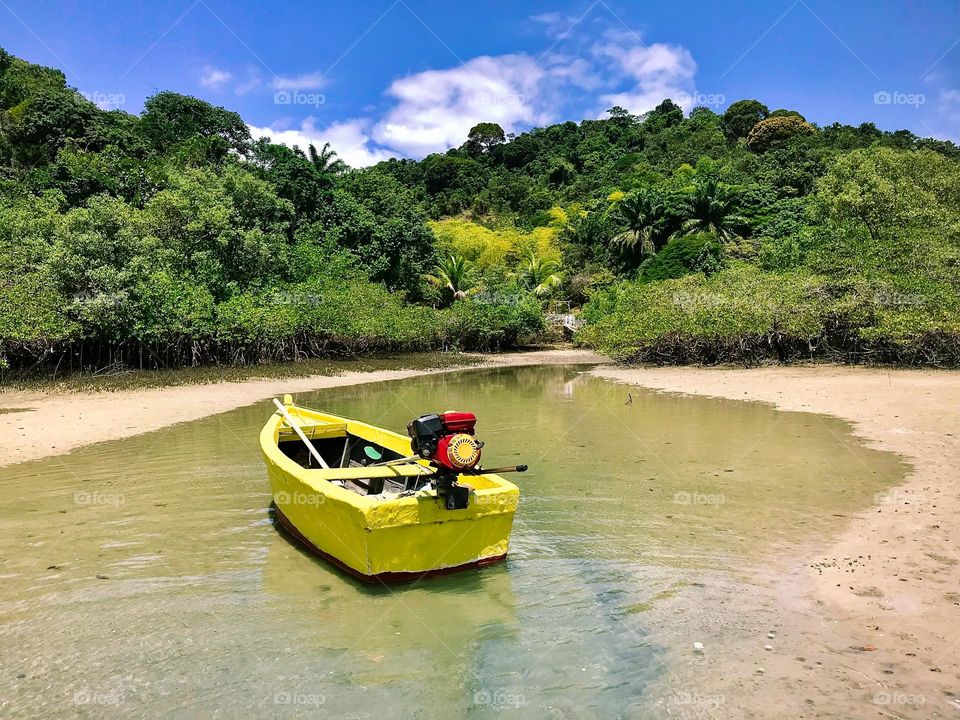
[259,395,520,583]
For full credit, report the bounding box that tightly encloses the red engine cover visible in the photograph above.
[439,411,477,433]
[435,432,482,471]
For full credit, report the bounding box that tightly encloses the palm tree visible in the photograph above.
[611,189,665,257]
[426,253,477,305]
[680,177,745,240]
[307,142,347,175]
[517,249,563,297]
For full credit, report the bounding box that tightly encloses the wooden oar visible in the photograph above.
[272,398,329,469]
[365,459,527,475]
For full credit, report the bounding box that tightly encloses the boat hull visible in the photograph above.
[260,402,519,583]
[273,504,507,583]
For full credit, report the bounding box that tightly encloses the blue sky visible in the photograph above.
[1,0,958,166]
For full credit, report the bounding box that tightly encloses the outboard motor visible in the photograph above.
[407,412,483,510]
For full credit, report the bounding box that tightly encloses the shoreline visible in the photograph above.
[0,349,606,468]
[592,364,959,718]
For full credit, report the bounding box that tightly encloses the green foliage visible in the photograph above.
[813,146,960,245]
[516,249,563,297]
[427,253,478,306]
[611,188,667,258]
[581,264,826,357]
[465,123,506,154]
[721,99,769,140]
[7,89,100,166]
[758,234,805,271]
[3,46,960,372]
[140,92,250,157]
[639,233,723,282]
[440,295,544,351]
[769,109,805,120]
[320,170,437,297]
[428,218,560,269]
[643,99,684,132]
[248,138,333,222]
[420,154,489,214]
[559,207,617,268]
[583,145,960,365]
[746,115,817,152]
[680,176,746,240]
[307,142,346,174]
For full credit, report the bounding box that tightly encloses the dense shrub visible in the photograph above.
[579,262,960,366]
[639,232,723,282]
[440,296,545,351]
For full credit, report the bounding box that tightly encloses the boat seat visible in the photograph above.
[279,422,348,441]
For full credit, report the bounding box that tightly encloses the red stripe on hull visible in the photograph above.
[273,505,507,584]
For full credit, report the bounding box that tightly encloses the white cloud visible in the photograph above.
[248,22,701,161]
[272,72,326,91]
[531,11,580,40]
[360,27,698,156]
[544,55,602,91]
[247,118,396,168]
[200,66,233,89]
[372,54,550,157]
[594,36,697,115]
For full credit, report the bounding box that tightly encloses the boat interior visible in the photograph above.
[277,423,434,497]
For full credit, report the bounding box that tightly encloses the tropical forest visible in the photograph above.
[2,46,959,375]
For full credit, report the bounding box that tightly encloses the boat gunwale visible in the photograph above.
[259,404,519,512]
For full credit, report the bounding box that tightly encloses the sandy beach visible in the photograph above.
[593,364,960,718]
[2,354,957,717]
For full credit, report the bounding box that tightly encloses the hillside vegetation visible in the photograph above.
[375,104,960,366]
[1,48,958,375]
[0,50,541,374]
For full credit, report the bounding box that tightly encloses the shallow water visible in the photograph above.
[0,366,907,718]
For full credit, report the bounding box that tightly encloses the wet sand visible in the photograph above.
[593,364,960,718]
